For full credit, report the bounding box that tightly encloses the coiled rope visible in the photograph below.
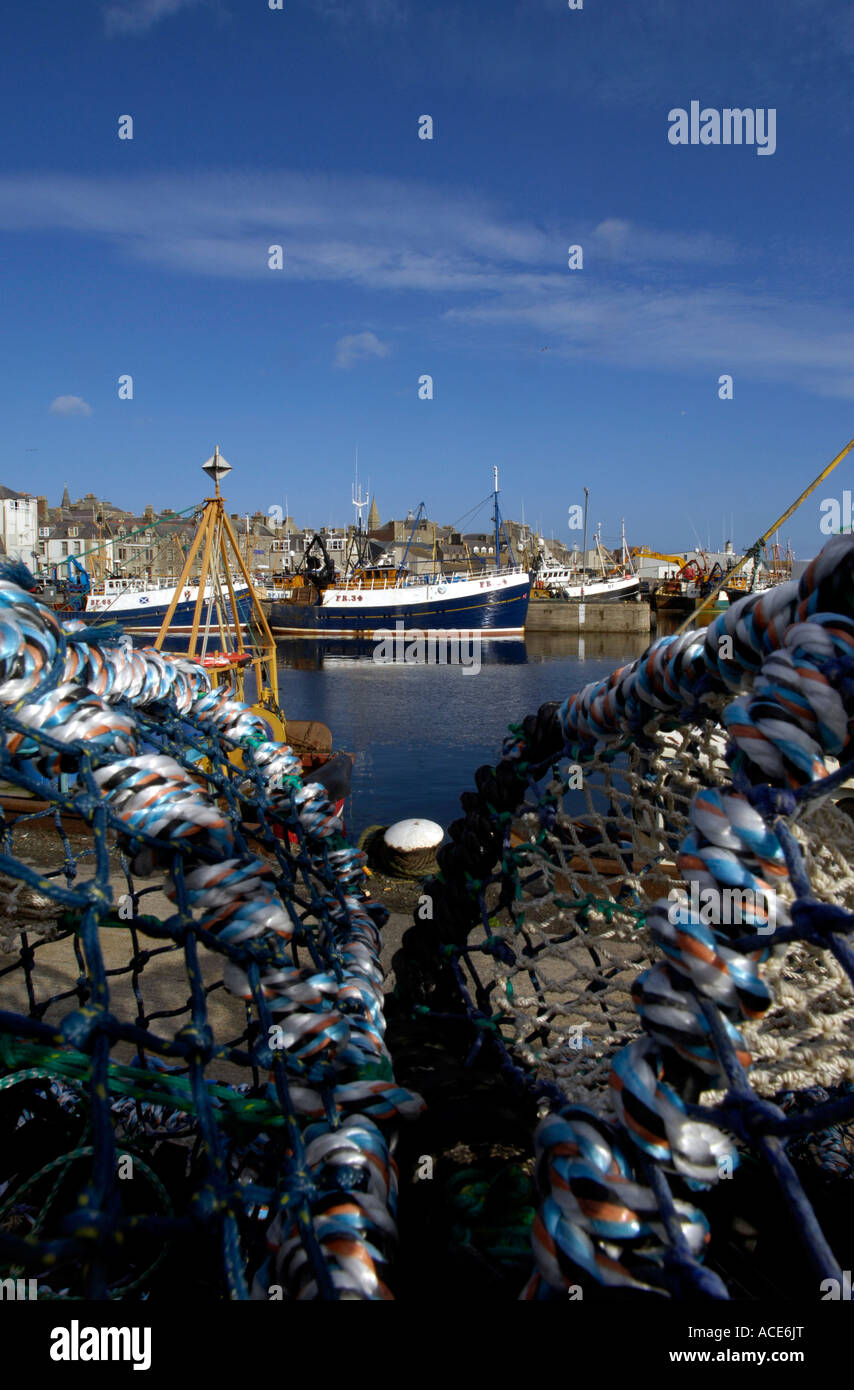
[0,568,423,1299]
[396,534,854,1298]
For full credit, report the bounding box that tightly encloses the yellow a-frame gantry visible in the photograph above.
[153,447,281,719]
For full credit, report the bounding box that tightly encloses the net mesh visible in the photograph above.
[391,536,854,1299]
[2,536,854,1302]
[415,731,854,1109]
[0,564,422,1301]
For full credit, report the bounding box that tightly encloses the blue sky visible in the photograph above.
[2,0,854,556]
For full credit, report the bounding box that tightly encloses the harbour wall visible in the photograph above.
[525,600,651,634]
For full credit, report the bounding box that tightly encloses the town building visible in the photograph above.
[0,485,40,567]
[0,479,583,586]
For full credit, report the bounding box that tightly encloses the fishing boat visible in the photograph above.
[268,566,530,636]
[562,573,640,602]
[268,469,531,636]
[533,561,578,590]
[79,575,253,634]
[653,547,769,614]
[550,517,640,602]
[534,562,639,601]
[652,568,706,614]
[43,500,253,635]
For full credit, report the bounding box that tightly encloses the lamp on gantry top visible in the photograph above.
[202,446,232,496]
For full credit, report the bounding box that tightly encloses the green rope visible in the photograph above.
[0,1035,392,1123]
[1,1143,174,1298]
[0,1039,272,1130]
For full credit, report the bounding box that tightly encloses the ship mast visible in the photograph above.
[622,517,635,575]
[351,448,369,571]
[491,466,516,572]
[581,486,589,598]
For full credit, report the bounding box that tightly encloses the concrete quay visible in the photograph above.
[525,599,651,634]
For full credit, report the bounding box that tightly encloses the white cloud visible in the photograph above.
[0,171,732,290]
[0,170,850,399]
[591,219,730,266]
[334,331,390,369]
[50,396,93,417]
[446,281,854,399]
[103,0,208,36]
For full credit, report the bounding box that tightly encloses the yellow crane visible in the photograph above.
[676,435,854,634]
[632,548,688,568]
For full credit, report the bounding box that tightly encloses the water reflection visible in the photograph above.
[275,635,530,669]
[523,630,652,664]
[147,626,665,837]
[274,628,651,835]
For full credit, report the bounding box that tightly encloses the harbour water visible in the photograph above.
[276,629,654,837]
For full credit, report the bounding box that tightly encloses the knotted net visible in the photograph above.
[2,535,854,1303]
[0,564,422,1301]
[392,534,854,1299]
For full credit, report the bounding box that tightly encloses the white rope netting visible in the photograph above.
[459,718,854,1109]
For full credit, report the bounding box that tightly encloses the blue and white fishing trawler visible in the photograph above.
[268,469,531,636]
[81,576,253,634]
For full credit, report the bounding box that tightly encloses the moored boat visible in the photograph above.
[74,576,253,634]
[269,468,531,636]
[561,573,640,602]
[268,565,531,636]
[535,512,640,604]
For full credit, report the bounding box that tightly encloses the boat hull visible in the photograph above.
[561,577,640,603]
[267,573,531,636]
[62,592,255,635]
